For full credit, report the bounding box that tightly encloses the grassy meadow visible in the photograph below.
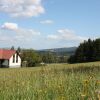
[0,62,100,100]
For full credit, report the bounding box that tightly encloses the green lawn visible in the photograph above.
[0,62,100,100]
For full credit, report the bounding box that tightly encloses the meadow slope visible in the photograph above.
[0,62,100,100]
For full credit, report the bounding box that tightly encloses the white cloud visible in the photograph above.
[47,35,58,39]
[47,29,87,42]
[40,20,54,24]
[0,22,41,42]
[0,0,45,17]
[1,22,18,30]
[0,24,88,49]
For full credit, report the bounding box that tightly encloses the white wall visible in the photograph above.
[9,53,21,68]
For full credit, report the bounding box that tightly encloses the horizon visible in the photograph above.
[0,46,77,50]
[0,0,100,49]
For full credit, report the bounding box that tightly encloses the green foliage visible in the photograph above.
[40,51,69,63]
[41,52,57,63]
[68,38,100,63]
[21,50,42,67]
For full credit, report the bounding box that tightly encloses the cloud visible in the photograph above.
[47,29,87,42]
[0,0,45,17]
[40,20,54,24]
[0,22,41,42]
[47,35,58,39]
[1,22,18,30]
[0,24,88,49]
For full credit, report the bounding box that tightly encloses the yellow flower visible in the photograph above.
[83,80,89,85]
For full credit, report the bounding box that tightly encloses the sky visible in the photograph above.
[0,0,100,49]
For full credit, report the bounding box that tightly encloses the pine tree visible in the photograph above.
[68,38,100,63]
[17,46,21,53]
[11,46,15,50]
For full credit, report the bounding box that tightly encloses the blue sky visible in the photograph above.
[0,0,100,49]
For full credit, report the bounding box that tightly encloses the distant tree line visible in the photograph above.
[21,50,69,67]
[39,51,68,63]
[68,38,100,63]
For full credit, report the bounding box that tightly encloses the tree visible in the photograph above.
[21,50,42,67]
[93,38,100,60]
[17,46,21,53]
[68,38,100,63]
[11,46,15,50]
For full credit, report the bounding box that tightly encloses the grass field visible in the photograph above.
[0,62,100,100]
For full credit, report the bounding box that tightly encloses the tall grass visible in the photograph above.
[0,62,100,100]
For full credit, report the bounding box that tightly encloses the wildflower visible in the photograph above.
[81,94,86,97]
[83,80,89,85]
[88,75,94,80]
[95,90,100,99]
[95,90,100,94]
[96,80,100,84]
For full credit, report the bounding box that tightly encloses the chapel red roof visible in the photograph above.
[0,49,16,59]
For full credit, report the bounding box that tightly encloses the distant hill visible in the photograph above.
[39,47,77,52]
[38,47,77,56]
